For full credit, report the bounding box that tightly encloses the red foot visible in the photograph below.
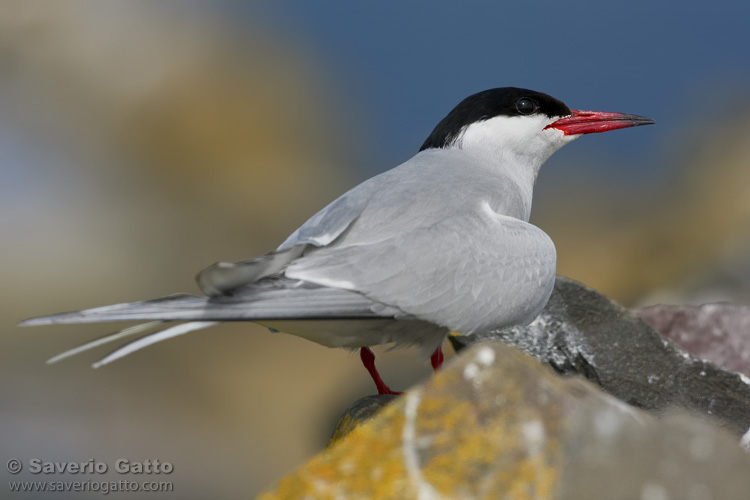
[360,347,402,395]
[430,346,444,371]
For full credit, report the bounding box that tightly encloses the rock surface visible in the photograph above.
[451,276,750,435]
[635,303,750,378]
[328,394,399,446]
[258,343,750,499]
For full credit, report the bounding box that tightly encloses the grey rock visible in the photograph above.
[558,410,750,500]
[450,276,750,435]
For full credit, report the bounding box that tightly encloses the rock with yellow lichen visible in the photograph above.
[258,343,750,499]
[327,394,399,446]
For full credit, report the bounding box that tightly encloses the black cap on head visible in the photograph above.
[420,87,571,151]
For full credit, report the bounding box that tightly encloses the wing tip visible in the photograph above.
[19,294,203,327]
[19,315,70,327]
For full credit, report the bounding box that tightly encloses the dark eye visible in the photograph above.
[516,98,539,115]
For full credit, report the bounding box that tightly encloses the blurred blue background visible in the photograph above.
[2,1,749,497]
[247,1,748,174]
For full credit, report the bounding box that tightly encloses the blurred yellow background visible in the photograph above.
[2,2,749,497]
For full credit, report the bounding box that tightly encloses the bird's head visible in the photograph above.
[420,87,653,171]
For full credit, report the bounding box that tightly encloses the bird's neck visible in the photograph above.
[452,117,570,221]
[463,146,547,221]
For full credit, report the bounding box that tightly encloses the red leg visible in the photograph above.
[430,346,444,371]
[360,347,402,395]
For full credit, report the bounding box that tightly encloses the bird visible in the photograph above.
[21,87,653,395]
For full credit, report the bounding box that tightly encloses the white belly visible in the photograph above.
[257,318,448,356]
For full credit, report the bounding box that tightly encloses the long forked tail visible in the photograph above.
[20,283,396,367]
[20,294,222,367]
[44,321,165,365]
[43,321,218,368]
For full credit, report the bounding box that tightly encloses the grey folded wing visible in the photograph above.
[21,280,414,368]
[285,212,557,335]
[20,279,405,326]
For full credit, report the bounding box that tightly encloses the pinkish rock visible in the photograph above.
[635,303,750,378]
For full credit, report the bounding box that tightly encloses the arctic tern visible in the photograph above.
[21,87,653,394]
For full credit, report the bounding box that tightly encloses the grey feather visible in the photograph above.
[195,245,306,296]
[278,190,370,249]
[20,280,407,325]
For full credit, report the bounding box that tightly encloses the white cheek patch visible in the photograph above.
[457,114,578,167]
[459,114,552,148]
